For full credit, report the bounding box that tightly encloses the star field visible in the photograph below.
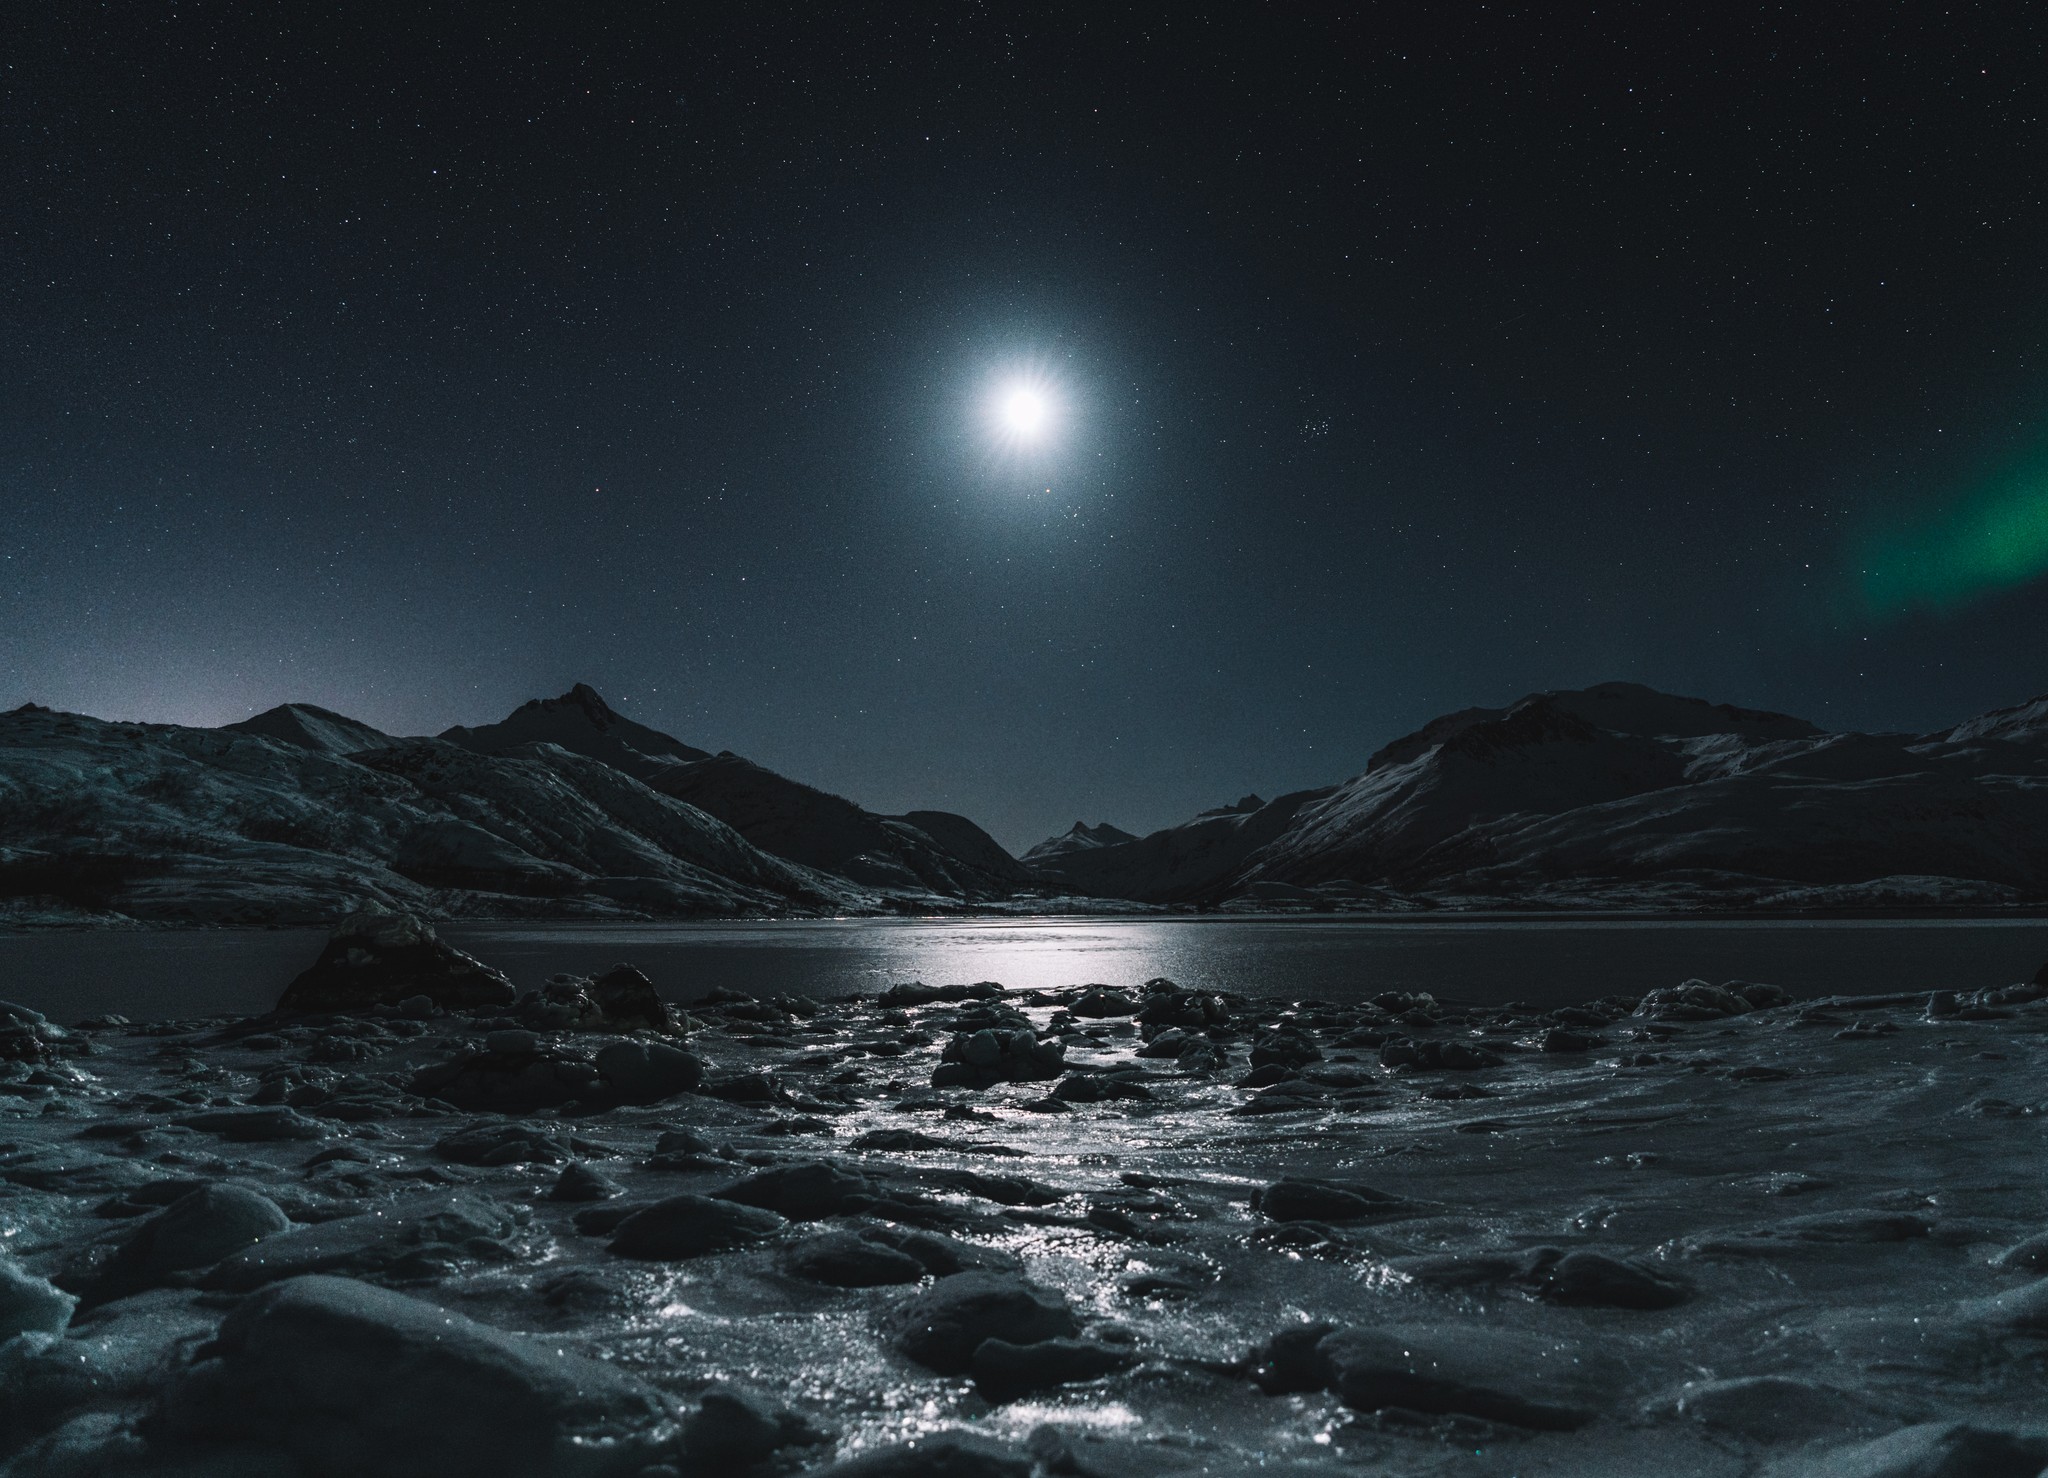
[4,5,2046,847]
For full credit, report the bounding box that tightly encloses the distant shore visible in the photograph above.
[8,901,2048,935]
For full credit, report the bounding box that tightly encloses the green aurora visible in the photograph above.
[1858,451,2048,617]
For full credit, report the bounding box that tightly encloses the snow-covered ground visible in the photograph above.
[2,921,2046,1475]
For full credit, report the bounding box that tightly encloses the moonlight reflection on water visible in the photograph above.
[1,916,2042,1021]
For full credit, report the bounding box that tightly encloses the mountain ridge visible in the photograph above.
[6,679,2047,924]
[1023,681,2048,910]
[439,690,1032,900]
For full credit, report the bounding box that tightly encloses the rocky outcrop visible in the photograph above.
[506,965,678,1033]
[275,910,516,1014]
[930,1026,1065,1090]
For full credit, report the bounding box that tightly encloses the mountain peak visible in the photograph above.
[517,683,620,727]
[222,703,398,757]
[440,685,709,770]
[1023,819,1139,864]
[1195,794,1267,819]
[1367,682,1822,773]
[1944,692,2048,746]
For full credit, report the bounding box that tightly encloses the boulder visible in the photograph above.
[201,1193,524,1293]
[1245,1321,1342,1394]
[1136,982,1228,1029]
[889,1271,1079,1374]
[0,1258,75,1338]
[915,1169,1061,1207]
[784,1232,927,1287]
[1520,1248,1690,1309]
[587,965,675,1030]
[876,982,1006,1007]
[646,1127,730,1171]
[145,1275,674,1477]
[1253,1178,1412,1224]
[1634,978,1788,1022]
[1378,1037,1503,1071]
[594,1040,703,1105]
[0,1001,70,1067]
[510,966,679,1034]
[175,1106,326,1142]
[1249,1030,1321,1069]
[1067,987,1138,1018]
[930,1029,1064,1090]
[608,1194,786,1260]
[276,909,516,1014]
[699,1071,784,1104]
[410,1042,601,1114]
[0,1299,219,1461]
[970,1336,1131,1402]
[1658,1375,1884,1443]
[862,1227,1018,1277]
[1051,1072,1152,1104]
[86,1185,290,1306]
[1771,1422,2048,1478]
[1314,1324,1605,1430]
[1540,1026,1603,1053]
[434,1122,567,1166]
[550,1163,623,1203]
[676,1386,829,1470]
[713,1161,871,1221]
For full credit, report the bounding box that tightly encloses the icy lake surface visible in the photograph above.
[2,915,2045,1021]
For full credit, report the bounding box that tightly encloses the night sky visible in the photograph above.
[6,5,2046,849]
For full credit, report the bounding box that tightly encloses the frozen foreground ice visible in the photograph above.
[3,914,2047,1477]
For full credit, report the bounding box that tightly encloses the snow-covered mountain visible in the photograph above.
[0,702,870,925]
[1021,821,1141,865]
[9,678,2048,923]
[0,685,1036,924]
[1023,792,1328,903]
[1027,681,2048,909]
[438,688,1032,899]
[222,703,399,758]
[438,683,710,773]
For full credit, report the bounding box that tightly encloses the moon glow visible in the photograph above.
[1003,388,1047,436]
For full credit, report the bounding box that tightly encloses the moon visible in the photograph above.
[978,363,1066,459]
[1003,387,1047,437]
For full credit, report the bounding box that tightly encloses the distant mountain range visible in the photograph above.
[0,685,1030,925]
[1025,682,2048,911]
[2,679,2045,924]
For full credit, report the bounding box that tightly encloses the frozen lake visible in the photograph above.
[1,915,2044,1022]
